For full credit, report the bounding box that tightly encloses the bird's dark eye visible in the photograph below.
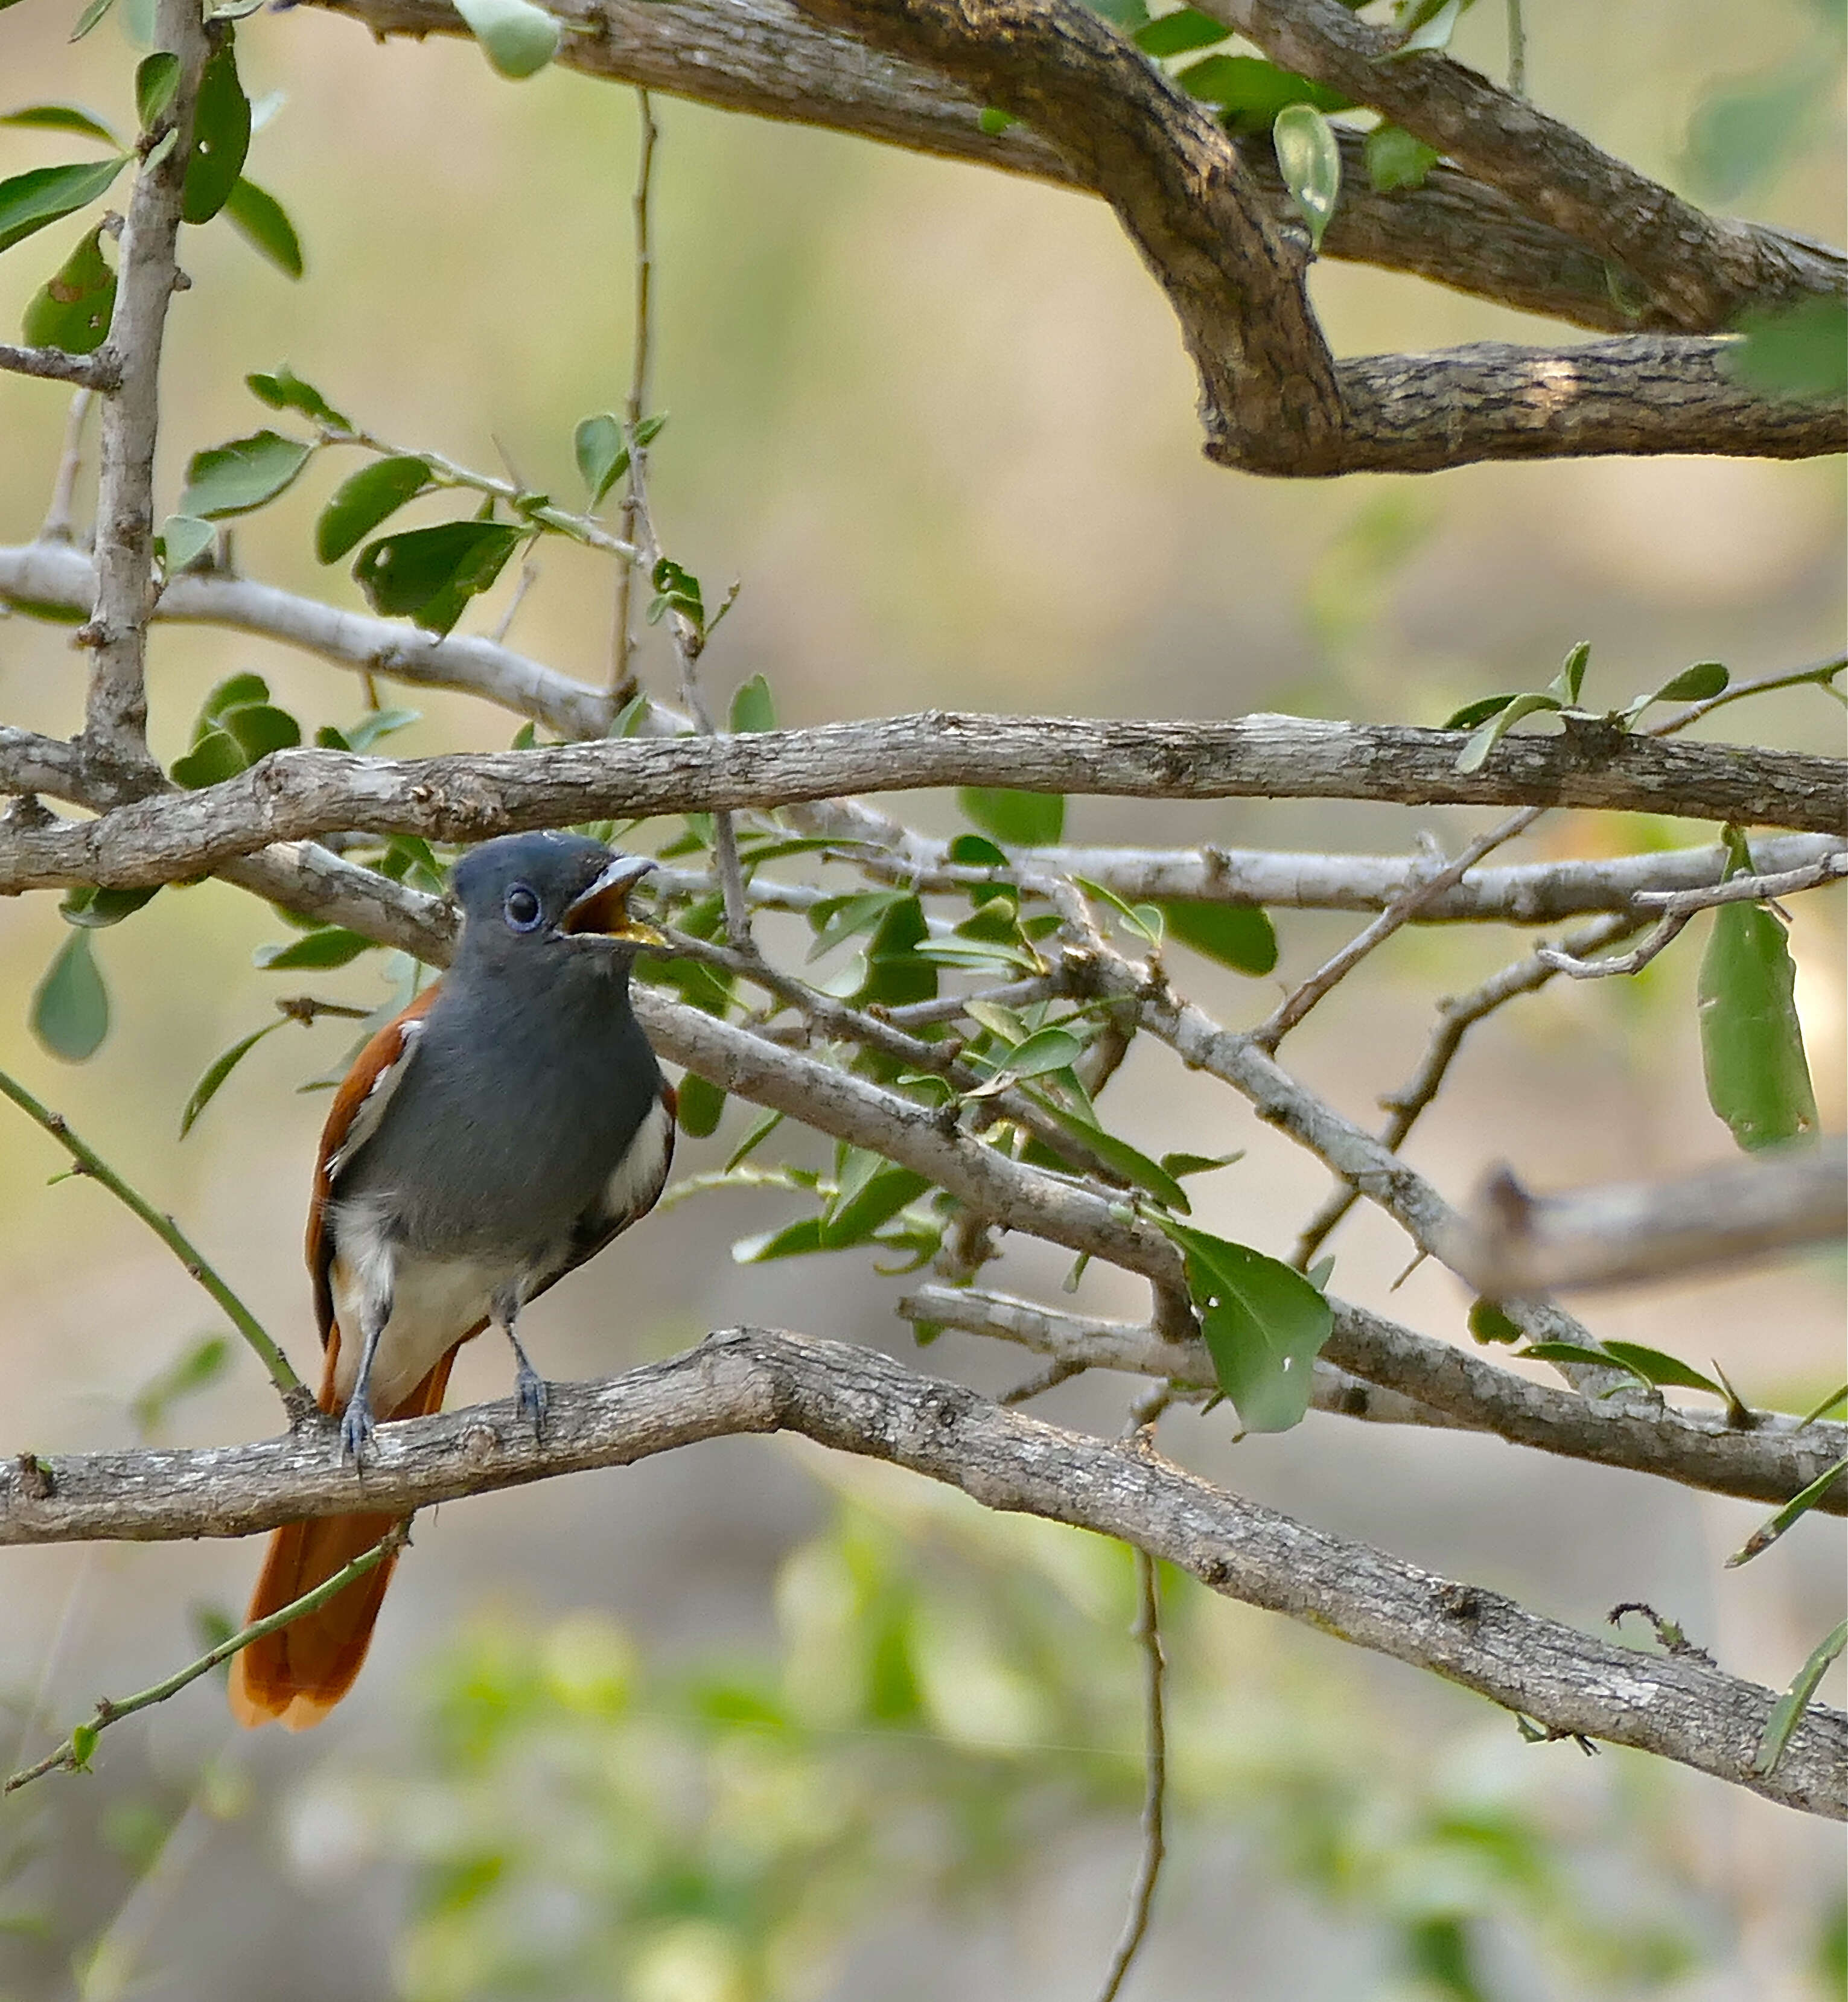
[503,884,544,932]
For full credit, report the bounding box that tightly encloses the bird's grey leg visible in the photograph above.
[339,1267,395,1468]
[492,1278,546,1438]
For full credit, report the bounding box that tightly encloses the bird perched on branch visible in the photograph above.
[230,832,677,1730]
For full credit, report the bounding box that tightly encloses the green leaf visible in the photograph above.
[728,674,776,734]
[68,1724,98,1771]
[1799,1382,1848,1425]
[1184,58,1351,133]
[68,0,118,33]
[352,519,524,634]
[315,454,432,563]
[1729,297,1848,404]
[59,883,159,929]
[253,926,375,971]
[1519,1340,1645,1382]
[1548,639,1592,707]
[1468,1298,1522,1344]
[218,701,301,762]
[1,103,121,145]
[993,1025,1085,1080]
[1755,1621,1848,1777]
[1133,8,1227,57]
[1442,692,1518,731]
[1363,122,1440,192]
[179,430,313,519]
[130,1333,231,1432]
[732,1217,826,1264]
[1455,689,1561,773]
[180,1019,284,1135]
[133,53,179,129]
[31,928,109,1062]
[0,156,129,256]
[1596,1341,1727,1398]
[1727,1453,1848,1567]
[1160,1149,1243,1178]
[977,106,1016,136]
[824,1162,930,1248]
[246,364,350,431]
[342,706,421,753]
[675,1070,727,1138]
[1163,1220,1334,1431]
[1028,1096,1193,1212]
[20,223,115,353]
[946,832,1009,873]
[646,556,704,630]
[170,727,245,789]
[857,893,937,1009]
[453,0,561,78]
[1272,103,1342,252]
[1698,831,1818,1152]
[957,786,1064,846]
[1083,0,1147,24]
[1654,660,1729,705]
[1388,0,1462,56]
[158,514,214,572]
[200,671,270,722]
[180,35,250,225]
[222,176,304,278]
[1158,899,1278,975]
[573,412,627,505]
[809,890,909,960]
[1075,875,1162,946]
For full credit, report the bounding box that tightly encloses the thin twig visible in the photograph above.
[0,344,116,391]
[1505,0,1526,96]
[81,0,209,773]
[41,389,94,544]
[1094,1543,1167,2002]
[610,87,658,704]
[1252,807,1543,1051]
[1537,912,1690,980]
[1292,910,1643,1267]
[0,1065,304,1408]
[1633,850,1848,917]
[5,1525,405,1791]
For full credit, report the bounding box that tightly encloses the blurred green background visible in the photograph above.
[1,0,1844,1995]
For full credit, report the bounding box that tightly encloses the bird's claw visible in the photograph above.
[338,1395,377,1467]
[513,1362,548,1441]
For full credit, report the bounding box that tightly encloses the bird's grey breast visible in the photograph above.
[336,954,664,1258]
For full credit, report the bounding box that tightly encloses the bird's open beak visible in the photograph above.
[562,854,665,946]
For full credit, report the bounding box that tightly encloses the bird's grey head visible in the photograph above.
[450,832,662,958]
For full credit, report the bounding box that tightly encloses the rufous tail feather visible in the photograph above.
[228,1343,460,1730]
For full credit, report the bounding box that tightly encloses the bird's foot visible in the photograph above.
[512,1360,548,1441]
[338,1394,377,1467]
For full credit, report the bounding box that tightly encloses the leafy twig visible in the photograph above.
[4,1525,405,1792]
[0,1063,304,1408]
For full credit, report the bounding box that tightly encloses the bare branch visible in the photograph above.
[1197,0,1844,330]
[1445,1144,1848,1296]
[81,0,211,774]
[1,714,1839,894]
[1094,1541,1166,2002]
[2,1329,1841,1816]
[299,0,1845,339]
[0,345,118,392]
[1536,914,1691,980]
[1633,849,1848,916]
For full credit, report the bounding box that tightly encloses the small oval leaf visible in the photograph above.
[315,454,432,563]
[958,786,1065,847]
[31,927,109,1062]
[221,176,304,278]
[1272,101,1342,250]
[180,36,250,225]
[453,0,561,78]
[179,430,313,519]
[20,223,115,354]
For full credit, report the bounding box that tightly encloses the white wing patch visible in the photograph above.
[600,1091,675,1232]
[326,1017,425,1186]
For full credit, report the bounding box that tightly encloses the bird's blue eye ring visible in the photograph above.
[504,884,544,932]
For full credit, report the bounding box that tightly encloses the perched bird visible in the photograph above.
[229,832,677,1730]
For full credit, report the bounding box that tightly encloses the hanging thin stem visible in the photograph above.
[611,87,659,706]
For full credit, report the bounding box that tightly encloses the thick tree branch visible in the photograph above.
[1445,1144,1848,1296]
[1198,0,1846,330]
[300,0,1844,338]
[2,1329,1841,1816]
[899,1282,1848,1511]
[1,715,1838,894]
